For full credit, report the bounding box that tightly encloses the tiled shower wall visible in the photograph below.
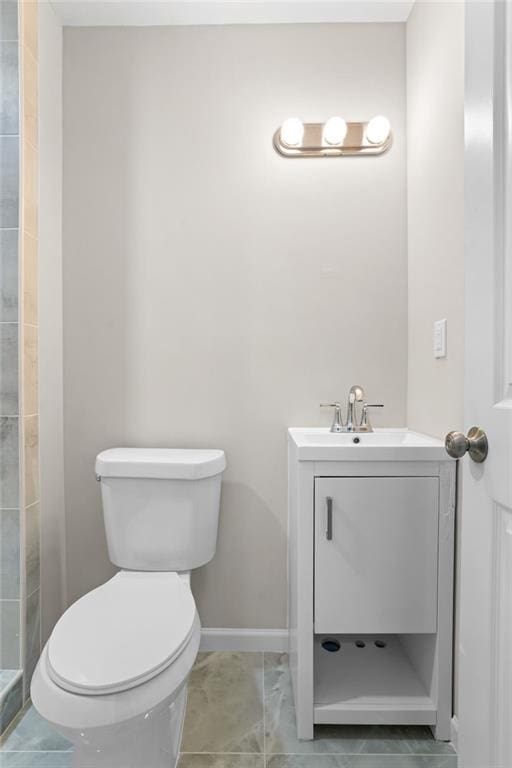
[0,0,40,734]
[0,0,22,733]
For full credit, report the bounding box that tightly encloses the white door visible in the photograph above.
[459,2,512,766]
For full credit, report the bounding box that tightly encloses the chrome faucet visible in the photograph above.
[321,385,384,433]
[346,385,365,432]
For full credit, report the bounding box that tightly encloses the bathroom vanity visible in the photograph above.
[287,428,455,740]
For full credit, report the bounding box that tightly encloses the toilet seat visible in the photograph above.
[47,571,196,696]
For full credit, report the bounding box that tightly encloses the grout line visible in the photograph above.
[256,754,457,759]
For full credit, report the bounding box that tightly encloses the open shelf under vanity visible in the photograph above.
[313,634,436,725]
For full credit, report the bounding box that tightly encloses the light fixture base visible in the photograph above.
[274,121,392,158]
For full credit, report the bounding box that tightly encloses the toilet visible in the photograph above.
[31,447,226,768]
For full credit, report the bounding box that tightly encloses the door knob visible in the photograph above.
[445,426,488,463]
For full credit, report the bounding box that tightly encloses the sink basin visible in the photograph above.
[288,428,452,461]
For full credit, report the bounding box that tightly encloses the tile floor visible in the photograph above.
[0,652,457,768]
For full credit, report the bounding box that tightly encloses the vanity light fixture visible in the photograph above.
[274,114,392,157]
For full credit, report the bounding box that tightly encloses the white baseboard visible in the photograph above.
[200,628,289,652]
[451,715,459,751]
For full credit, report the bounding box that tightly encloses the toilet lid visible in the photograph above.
[47,571,196,695]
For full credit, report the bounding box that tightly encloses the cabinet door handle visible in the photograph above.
[326,496,333,540]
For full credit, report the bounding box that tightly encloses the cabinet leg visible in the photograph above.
[432,720,452,742]
[296,716,314,741]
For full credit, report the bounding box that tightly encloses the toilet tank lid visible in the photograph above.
[95,448,226,480]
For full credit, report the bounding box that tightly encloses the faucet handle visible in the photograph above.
[320,402,344,433]
[360,403,384,431]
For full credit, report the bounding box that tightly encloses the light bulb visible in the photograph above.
[323,116,347,146]
[280,117,304,147]
[365,115,391,145]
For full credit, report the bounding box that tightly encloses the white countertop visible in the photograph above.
[288,427,452,462]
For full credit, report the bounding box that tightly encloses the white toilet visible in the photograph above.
[31,447,226,768]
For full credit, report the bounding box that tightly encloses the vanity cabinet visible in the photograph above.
[287,428,456,742]
[314,477,439,635]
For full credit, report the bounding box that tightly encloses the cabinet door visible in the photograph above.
[314,477,439,634]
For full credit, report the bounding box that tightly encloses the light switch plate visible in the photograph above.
[434,319,447,358]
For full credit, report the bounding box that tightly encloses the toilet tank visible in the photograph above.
[95,448,226,571]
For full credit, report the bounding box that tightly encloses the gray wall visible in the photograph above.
[406,0,464,712]
[63,23,408,628]
[39,0,65,646]
[406,1,464,438]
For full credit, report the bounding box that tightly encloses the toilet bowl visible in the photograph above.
[31,448,226,768]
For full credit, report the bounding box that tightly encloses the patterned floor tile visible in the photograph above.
[266,757,457,768]
[1,706,71,752]
[264,654,455,756]
[0,752,72,768]
[181,652,264,754]
[0,652,457,767]
[178,755,264,767]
